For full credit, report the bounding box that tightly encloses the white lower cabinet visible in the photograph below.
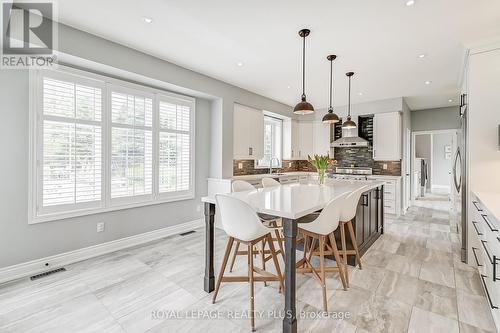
[469,193,500,331]
[367,176,401,217]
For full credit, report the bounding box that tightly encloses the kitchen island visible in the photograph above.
[201,179,384,333]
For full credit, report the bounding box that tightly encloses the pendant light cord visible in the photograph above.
[329,59,333,110]
[348,74,351,117]
[302,35,306,98]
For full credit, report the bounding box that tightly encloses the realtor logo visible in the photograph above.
[1,1,57,68]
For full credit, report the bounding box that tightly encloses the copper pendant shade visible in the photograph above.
[293,29,314,115]
[342,71,357,129]
[322,54,340,124]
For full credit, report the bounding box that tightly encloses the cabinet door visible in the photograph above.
[313,121,331,156]
[373,112,401,161]
[247,108,264,159]
[233,104,264,159]
[299,121,314,159]
[291,120,300,159]
[233,105,250,158]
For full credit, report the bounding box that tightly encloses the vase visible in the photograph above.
[318,169,326,185]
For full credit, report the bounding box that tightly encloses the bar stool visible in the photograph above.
[296,192,349,312]
[213,194,284,332]
[262,177,281,188]
[229,181,285,275]
[338,186,367,286]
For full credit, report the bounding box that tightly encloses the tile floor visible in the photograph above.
[0,193,497,332]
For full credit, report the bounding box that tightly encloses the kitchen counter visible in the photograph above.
[232,171,315,181]
[367,175,402,180]
[474,191,500,222]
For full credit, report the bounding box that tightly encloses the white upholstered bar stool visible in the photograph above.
[338,186,368,286]
[261,177,281,188]
[296,192,349,312]
[213,194,284,332]
[229,181,285,274]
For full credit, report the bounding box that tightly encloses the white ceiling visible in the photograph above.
[54,0,500,110]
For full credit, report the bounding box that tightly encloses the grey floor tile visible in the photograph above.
[408,307,459,333]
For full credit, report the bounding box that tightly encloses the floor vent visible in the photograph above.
[30,267,66,281]
[179,230,196,236]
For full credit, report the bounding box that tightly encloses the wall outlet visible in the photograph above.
[96,222,105,233]
[238,162,243,169]
[383,163,388,170]
[288,162,292,168]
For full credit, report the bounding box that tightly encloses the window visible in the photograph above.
[31,68,195,223]
[257,115,282,168]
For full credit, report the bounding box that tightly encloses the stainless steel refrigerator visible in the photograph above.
[452,93,468,263]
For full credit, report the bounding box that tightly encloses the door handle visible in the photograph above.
[452,148,461,192]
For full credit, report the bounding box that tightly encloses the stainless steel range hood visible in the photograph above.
[331,127,369,148]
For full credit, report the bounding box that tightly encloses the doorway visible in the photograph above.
[412,130,457,201]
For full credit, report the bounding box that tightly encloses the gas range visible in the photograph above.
[329,167,372,181]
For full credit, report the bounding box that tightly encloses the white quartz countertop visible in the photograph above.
[367,175,402,180]
[474,191,500,222]
[232,172,315,181]
[202,179,385,219]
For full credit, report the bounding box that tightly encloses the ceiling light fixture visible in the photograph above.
[142,17,153,24]
[357,92,363,96]
[418,54,426,58]
[322,55,340,124]
[236,61,244,67]
[293,29,314,115]
[406,0,415,6]
[448,99,453,103]
[425,80,432,85]
[342,72,357,129]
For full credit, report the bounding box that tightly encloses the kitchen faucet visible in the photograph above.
[269,157,280,175]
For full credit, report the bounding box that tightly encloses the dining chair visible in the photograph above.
[338,186,368,286]
[213,194,284,332]
[296,192,349,312]
[261,177,281,188]
[229,180,285,275]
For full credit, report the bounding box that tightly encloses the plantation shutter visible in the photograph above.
[158,95,193,196]
[110,86,153,203]
[40,75,103,214]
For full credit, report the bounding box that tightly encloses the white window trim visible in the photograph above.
[255,115,283,169]
[29,65,196,224]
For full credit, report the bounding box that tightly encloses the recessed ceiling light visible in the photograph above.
[142,17,153,24]
[425,80,432,85]
[357,92,363,96]
[418,54,426,59]
[236,61,244,67]
[448,99,453,102]
[406,0,415,6]
[287,85,291,89]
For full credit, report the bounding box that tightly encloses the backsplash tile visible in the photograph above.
[233,148,401,176]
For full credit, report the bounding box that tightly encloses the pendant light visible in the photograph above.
[342,71,357,129]
[322,55,340,124]
[293,29,314,115]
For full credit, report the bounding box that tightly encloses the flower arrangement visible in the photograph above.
[308,155,337,185]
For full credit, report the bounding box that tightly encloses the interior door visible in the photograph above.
[405,128,411,210]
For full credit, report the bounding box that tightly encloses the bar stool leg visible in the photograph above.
[319,236,328,312]
[229,241,240,272]
[347,220,362,269]
[339,222,349,287]
[213,237,235,303]
[329,233,348,291]
[261,239,267,287]
[248,243,256,332]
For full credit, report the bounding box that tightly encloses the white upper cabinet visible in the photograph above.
[313,121,331,156]
[373,111,402,161]
[233,104,264,159]
[298,121,314,159]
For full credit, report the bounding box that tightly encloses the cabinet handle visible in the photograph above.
[480,274,498,309]
[249,147,253,156]
[481,214,498,232]
[473,201,483,212]
[472,247,482,267]
[472,221,483,236]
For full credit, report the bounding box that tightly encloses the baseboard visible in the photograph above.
[0,219,204,284]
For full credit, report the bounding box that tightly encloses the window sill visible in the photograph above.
[29,193,195,224]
